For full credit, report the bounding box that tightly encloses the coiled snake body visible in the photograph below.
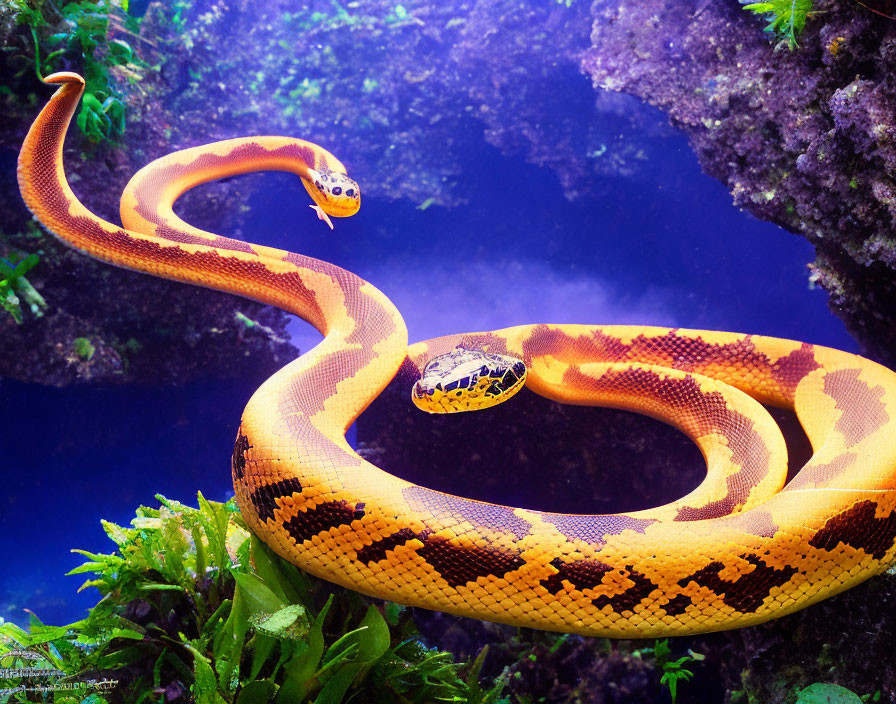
[19,74,896,637]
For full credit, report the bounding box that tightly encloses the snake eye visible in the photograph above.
[332,186,342,196]
[346,188,355,197]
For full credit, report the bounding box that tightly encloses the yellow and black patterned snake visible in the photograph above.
[18,73,896,638]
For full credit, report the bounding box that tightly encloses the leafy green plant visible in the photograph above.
[10,0,141,142]
[741,0,815,49]
[0,251,46,324]
[636,639,703,704]
[0,494,502,703]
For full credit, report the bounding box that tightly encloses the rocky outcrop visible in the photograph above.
[583,0,896,366]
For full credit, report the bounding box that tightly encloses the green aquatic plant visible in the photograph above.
[636,639,703,704]
[0,494,501,703]
[9,0,141,143]
[0,251,46,324]
[741,0,815,49]
[73,336,96,360]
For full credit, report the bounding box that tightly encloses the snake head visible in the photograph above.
[304,167,360,219]
[412,347,527,414]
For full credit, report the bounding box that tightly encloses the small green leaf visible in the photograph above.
[653,639,671,660]
[249,534,302,605]
[81,91,104,112]
[101,519,131,545]
[11,252,39,277]
[742,0,814,48]
[250,604,309,640]
[249,634,278,681]
[354,605,390,662]
[313,665,359,704]
[192,524,207,580]
[796,683,863,704]
[2,293,24,324]
[73,336,96,361]
[312,606,390,704]
[139,583,185,592]
[233,571,287,616]
[277,595,332,702]
[107,38,133,64]
[187,644,226,704]
[236,679,277,704]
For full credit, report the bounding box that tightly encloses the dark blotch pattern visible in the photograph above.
[283,500,366,544]
[540,557,612,594]
[678,554,798,613]
[356,528,425,565]
[250,477,304,522]
[661,593,692,616]
[591,566,658,613]
[416,536,525,588]
[808,500,896,560]
[232,432,251,480]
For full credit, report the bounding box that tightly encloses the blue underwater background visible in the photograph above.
[5,0,896,701]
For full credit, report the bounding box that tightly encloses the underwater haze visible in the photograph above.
[3,0,896,702]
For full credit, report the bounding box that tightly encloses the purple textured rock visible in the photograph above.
[583,0,896,365]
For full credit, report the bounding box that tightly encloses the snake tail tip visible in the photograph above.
[42,72,85,86]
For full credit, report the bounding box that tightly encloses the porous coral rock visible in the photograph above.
[583,0,896,365]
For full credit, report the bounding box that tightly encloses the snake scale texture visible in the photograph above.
[18,73,896,638]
